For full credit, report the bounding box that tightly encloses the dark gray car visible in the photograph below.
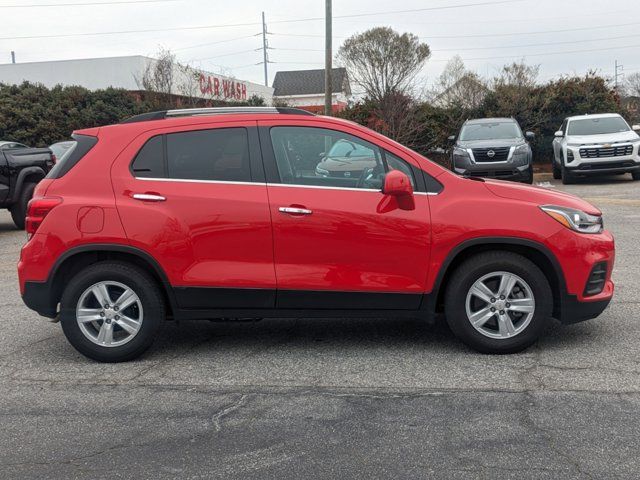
[449,118,535,184]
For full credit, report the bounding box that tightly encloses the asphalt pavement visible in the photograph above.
[1,176,639,479]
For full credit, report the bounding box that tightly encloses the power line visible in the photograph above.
[432,33,640,52]
[0,0,178,6]
[268,0,525,24]
[0,21,260,41]
[420,21,640,40]
[0,0,525,40]
[431,42,640,62]
[190,48,257,62]
[174,34,259,52]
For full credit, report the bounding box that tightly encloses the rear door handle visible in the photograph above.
[131,193,166,202]
[279,207,312,215]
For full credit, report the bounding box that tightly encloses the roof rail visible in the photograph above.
[120,106,314,124]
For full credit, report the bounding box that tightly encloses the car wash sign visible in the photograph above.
[199,73,247,100]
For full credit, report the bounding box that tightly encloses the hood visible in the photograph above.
[457,138,525,149]
[566,130,640,145]
[482,179,601,215]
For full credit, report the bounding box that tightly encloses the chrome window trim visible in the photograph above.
[136,177,261,186]
[134,177,439,195]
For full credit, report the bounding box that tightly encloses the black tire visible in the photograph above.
[60,261,165,362]
[523,164,534,184]
[10,182,36,230]
[561,164,576,185]
[632,171,640,181]
[444,251,552,354]
[552,159,561,180]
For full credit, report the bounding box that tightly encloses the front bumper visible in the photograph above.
[559,281,614,324]
[565,159,640,175]
[454,164,531,182]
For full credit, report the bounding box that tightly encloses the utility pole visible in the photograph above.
[324,0,332,116]
[615,60,624,90]
[261,11,268,87]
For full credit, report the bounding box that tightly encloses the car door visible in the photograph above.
[258,120,432,310]
[112,121,276,310]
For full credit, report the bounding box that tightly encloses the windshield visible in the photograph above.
[567,117,630,135]
[459,122,522,141]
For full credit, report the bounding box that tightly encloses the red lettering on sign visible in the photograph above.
[197,73,248,100]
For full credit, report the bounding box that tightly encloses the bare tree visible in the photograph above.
[135,48,178,107]
[337,27,430,102]
[623,72,640,97]
[494,61,540,88]
[432,56,487,109]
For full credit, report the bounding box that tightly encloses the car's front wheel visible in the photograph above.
[444,251,552,354]
[552,159,561,180]
[632,171,640,181]
[60,262,165,362]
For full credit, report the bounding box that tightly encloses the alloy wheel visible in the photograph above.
[76,281,144,347]
[465,271,535,339]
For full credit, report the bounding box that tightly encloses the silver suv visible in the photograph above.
[552,113,640,184]
[449,118,535,184]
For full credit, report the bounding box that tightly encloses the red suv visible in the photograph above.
[18,107,615,362]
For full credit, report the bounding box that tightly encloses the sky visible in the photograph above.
[2,0,640,91]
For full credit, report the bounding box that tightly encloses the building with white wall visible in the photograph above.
[0,55,274,103]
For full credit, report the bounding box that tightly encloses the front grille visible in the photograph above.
[583,262,608,297]
[472,147,510,162]
[579,144,633,158]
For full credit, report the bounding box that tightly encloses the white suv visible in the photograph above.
[552,113,640,184]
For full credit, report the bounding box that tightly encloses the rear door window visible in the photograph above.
[166,128,250,182]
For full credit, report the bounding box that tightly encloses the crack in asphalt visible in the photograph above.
[519,391,595,480]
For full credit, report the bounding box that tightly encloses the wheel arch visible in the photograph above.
[48,244,176,318]
[10,167,46,203]
[432,237,566,319]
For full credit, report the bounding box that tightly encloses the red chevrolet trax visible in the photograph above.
[17,108,615,362]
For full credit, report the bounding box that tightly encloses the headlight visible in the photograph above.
[540,205,603,234]
[453,147,471,165]
[315,166,329,177]
[513,144,528,155]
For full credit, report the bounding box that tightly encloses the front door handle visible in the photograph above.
[131,193,166,202]
[279,207,312,215]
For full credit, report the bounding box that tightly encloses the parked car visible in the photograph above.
[315,138,379,181]
[0,145,55,229]
[18,107,614,362]
[48,140,75,161]
[552,113,640,184]
[449,118,535,184]
[0,141,28,150]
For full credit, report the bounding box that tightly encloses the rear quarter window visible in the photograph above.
[46,134,98,179]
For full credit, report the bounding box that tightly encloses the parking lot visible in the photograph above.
[0,176,639,479]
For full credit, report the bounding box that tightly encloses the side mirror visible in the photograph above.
[383,170,413,197]
[447,135,456,143]
[633,125,640,132]
[554,130,564,138]
[525,131,535,141]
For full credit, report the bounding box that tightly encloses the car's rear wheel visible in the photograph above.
[10,182,36,230]
[444,251,552,354]
[60,261,165,362]
[632,171,640,181]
